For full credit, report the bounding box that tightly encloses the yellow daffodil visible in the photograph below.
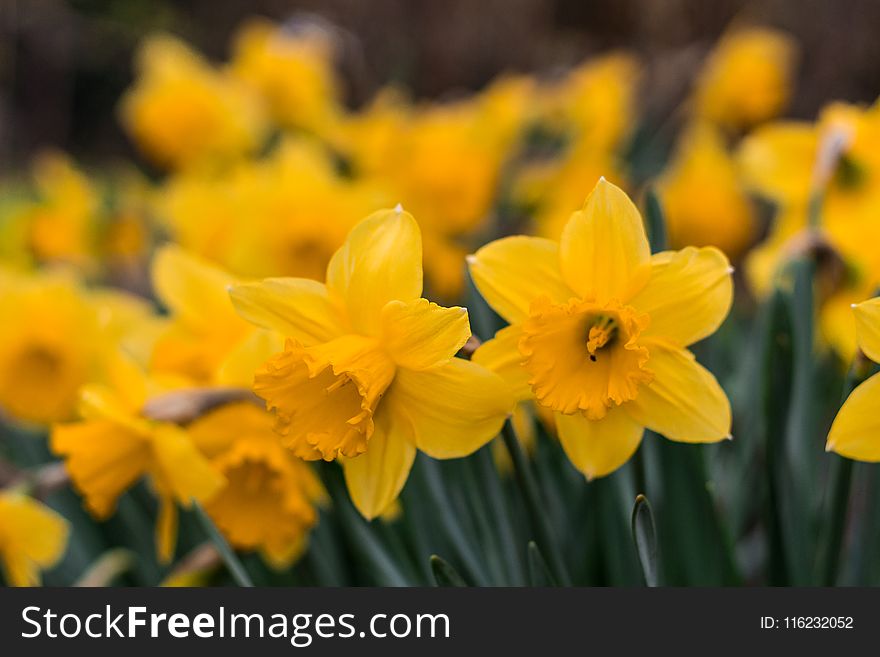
[149,244,281,386]
[119,34,266,170]
[230,18,341,133]
[1,152,99,270]
[334,85,529,298]
[188,402,323,566]
[738,101,880,358]
[694,27,796,130]
[0,492,69,586]
[0,270,149,425]
[230,207,513,518]
[518,55,639,240]
[657,123,755,259]
[156,138,387,282]
[826,296,880,460]
[468,178,732,479]
[51,355,224,562]
[541,54,640,155]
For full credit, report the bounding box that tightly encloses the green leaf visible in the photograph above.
[526,541,557,586]
[430,555,468,587]
[644,187,667,254]
[192,501,253,587]
[631,494,659,587]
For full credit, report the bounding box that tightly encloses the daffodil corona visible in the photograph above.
[469,178,733,479]
[231,207,513,518]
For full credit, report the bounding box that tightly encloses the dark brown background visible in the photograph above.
[1,0,878,167]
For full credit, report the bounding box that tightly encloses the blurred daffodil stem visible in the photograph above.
[816,352,870,585]
[500,420,571,585]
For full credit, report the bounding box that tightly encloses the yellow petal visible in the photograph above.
[216,328,284,386]
[853,297,880,364]
[625,342,731,443]
[559,178,650,303]
[467,236,573,324]
[380,298,470,370]
[50,419,151,518]
[342,404,416,520]
[230,278,346,345]
[386,358,513,459]
[737,122,817,204]
[472,325,531,401]
[150,424,224,505]
[326,208,423,335]
[629,247,733,347]
[152,244,239,330]
[555,407,644,479]
[827,372,880,460]
[0,493,69,586]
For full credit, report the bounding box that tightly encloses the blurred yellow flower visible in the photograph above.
[694,27,796,130]
[149,244,280,386]
[156,139,386,282]
[826,296,880,460]
[0,270,148,424]
[519,55,640,239]
[51,355,224,562]
[231,207,513,518]
[119,34,267,169]
[657,122,755,259]
[231,18,341,133]
[0,492,69,586]
[469,178,732,479]
[2,152,99,270]
[738,101,880,358]
[189,402,323,566]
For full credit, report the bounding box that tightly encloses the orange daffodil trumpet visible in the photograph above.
[826,296,880,461]
[230,207,513,519]
[468,179,733,479]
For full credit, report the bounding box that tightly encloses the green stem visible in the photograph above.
[816,358,864,585]
[501,420,571,585]
[192,501,253,587]
[818,456,854,585]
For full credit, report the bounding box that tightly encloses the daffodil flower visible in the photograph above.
[0,491,69,586]
[149,244,281,386]
[51,355,224,562]
[187,401,324,567]
[230,207,514,518]
[468,178,733,479]
[826,297,880,460]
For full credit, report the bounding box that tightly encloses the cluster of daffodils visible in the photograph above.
[4,14,880,588]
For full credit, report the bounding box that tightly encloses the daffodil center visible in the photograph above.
[586,314,618,358]
[520,298,653,420]
[254,336,396,461]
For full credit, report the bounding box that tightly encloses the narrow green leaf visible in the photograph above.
[192,501,253,587]
[631,494,659,587]
[526,541,557,586]
[644,187,667,254]
[430,555,468,587]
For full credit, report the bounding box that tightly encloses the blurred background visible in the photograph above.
[2,0,880,169]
